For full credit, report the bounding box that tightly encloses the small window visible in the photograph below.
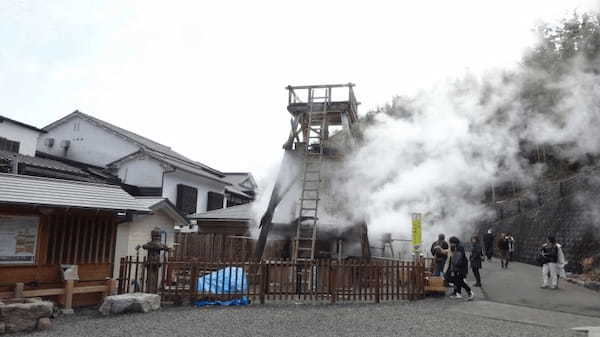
[207,191,224,211]
[0,137,20,153]
[176,184,198,214]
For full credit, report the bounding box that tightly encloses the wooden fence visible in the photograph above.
[118,257,425,304]
[172,233,290,261]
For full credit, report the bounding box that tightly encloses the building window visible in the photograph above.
[207,191,224,211]
[0,137,20,153]
[176,184,198,214]
[225,192,250,207]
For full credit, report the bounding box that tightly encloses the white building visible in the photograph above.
[0,115,44,156]
[113,197,188,276]
[38,110,246,217]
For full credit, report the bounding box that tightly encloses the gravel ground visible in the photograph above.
[11,299,578,337]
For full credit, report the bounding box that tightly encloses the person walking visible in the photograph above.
[555,240,567,287]
[483,229,494,261]
[430,233,449,276]
[469,235,483,287]
[506,232,515,262]
[539,236,559,289]
[447,236,474,300]
[497,233,510,269]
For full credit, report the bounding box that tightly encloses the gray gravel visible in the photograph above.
[12,299,577,337]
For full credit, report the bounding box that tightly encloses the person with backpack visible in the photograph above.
[469,235,483,287]
[447,236,474,300]
[430,233,449,276]
[538,236,559,289]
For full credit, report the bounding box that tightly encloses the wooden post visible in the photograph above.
[375,265,380,304]
[105,279,115,298]
[259,263,266,304]
[63,280,74,314]
[189,265,198,304]
[330,262,336,304]
[14,283,24,298]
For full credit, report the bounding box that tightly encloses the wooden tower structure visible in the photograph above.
[255,83,364,261]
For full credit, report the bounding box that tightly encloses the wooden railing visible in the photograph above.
[118,257,425,304]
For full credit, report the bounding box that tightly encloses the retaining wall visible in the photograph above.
[478,168,600,272]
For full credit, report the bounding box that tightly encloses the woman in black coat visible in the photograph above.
[448,236,474,300]
[470,236,483,287]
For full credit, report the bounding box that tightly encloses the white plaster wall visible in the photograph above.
[117,156,164,187]
[163,169,227,214]
[37,116,139,166]
[113,211,176,277]
[113,222,131,278]
[0,121,41,156]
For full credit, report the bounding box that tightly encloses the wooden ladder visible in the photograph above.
[293,88,330,263]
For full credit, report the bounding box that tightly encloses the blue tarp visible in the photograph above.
[193,267,250,307]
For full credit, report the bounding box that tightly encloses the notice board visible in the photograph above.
[0,215,38,264]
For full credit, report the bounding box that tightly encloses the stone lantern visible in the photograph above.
[142,227,169,293]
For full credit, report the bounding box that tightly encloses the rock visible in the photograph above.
[37,317,52,330]
[0,299,53,333]
[99,293,161,315]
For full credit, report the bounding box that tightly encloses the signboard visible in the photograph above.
[0,216,39,264]
[411,213,422,249]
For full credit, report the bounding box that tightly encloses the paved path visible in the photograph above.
[467,259,600,322]
[450,300,600,329]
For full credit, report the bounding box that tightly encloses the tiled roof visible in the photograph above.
[134,197,189,225]
[0,150,85,174]
[188,203,254,221]
[134,197,167,209]
[143,148,231,185]
[0,173,149,212]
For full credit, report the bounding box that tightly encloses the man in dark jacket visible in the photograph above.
[447,236,474,300]
[430,234,449,276]
[497,233,510,269]
[483,229,494,261]
[470,235,483,287]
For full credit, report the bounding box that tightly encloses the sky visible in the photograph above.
[1,0,598,182]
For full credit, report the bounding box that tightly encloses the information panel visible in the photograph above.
[0,216,38,264]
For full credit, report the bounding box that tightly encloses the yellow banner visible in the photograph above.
[411,213,422,247]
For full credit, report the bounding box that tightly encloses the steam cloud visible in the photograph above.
[253,13,600,257]
[338,23,600,251]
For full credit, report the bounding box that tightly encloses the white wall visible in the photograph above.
[117,156,164,187]
[113,211,176,277]
[0,121,41,156]
[37,116,139,166]
[163,169,227,214]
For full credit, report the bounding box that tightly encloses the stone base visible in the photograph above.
[99,293,161,315]
[0,298,53,334]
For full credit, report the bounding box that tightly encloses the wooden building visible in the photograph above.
[0,173,148,309]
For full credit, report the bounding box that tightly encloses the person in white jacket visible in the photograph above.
[556,242,567,286]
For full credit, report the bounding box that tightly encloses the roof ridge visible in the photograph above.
[144,148,224,176]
